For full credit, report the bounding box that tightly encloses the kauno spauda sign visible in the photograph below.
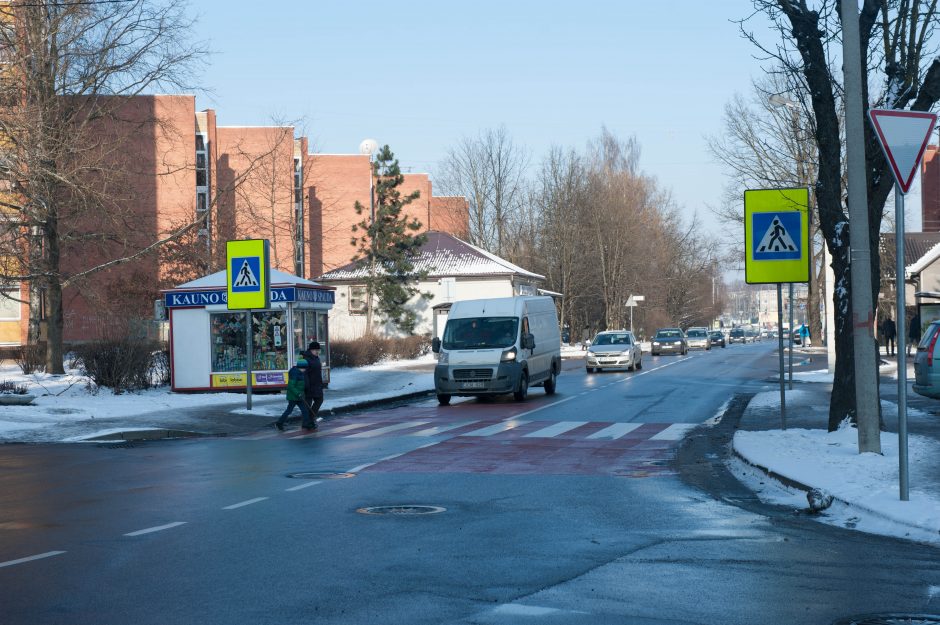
[165,287,335,308]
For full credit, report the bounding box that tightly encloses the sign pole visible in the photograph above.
[895,185,909,500]
[788,282,794,390]
[777,283,787,430]
[246,310,253,411]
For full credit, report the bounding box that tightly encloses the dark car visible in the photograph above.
[728,328,747,344]
[651,328,688,356]
[708,330,726,348]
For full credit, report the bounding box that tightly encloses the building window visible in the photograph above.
[348,286,367,314]
[293,157,304,277]
[0,283,20,320]
[210,311,288,373]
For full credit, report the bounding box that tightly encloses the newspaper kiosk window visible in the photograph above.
[210,311,288,373]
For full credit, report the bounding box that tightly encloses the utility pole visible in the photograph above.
[841,1,881,453]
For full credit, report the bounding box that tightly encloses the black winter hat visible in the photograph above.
[308,341,321,350]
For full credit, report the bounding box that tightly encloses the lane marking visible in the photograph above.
[346,420,430,438]
[223,497,268,510]
[347,463,374,472]
[0,551,66,569]
[462,420,530,437]
[523,421,585,438]
[411,420,479,436]
[327,422,375,434]
[286,480,322,492]
[650,423,697,440]
[124,521,187,537]
[586,422,643,440]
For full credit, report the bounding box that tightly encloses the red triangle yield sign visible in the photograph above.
[869,109,937,193]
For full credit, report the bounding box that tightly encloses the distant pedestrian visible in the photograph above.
[799,323,811,347]
[275,358,316,431]
[908,313,922,356]
[881,316,897,356]
[301,341,325,426]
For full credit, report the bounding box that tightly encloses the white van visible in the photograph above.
[431,296,561,405]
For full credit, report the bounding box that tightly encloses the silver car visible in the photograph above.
[685,327,711,350]
[914,320,940,398]
[586,331,642,373]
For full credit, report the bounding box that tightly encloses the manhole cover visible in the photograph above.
[832,615,940,625]
[286,472,356,480]
[356,505,446,516]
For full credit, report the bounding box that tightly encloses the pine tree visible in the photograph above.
[351,145,430,334]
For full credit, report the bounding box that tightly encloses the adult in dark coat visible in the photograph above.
[301,341,325,423]
[908,313,921,355]
[881,316,897,356]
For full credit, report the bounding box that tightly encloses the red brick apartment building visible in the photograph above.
[923,144,940,231]
[0,94,468,346]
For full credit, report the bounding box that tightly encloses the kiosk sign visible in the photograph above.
[226,240,270,310]
[744,188,810,284]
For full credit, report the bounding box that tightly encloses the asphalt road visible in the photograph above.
[2,342,939,625]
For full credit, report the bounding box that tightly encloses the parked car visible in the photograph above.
[685,327,711,350]
[913,320,940,398]
[728,328,747,344]
[651,328,688,356]
[708,330,726,348]
[585,330,642,373]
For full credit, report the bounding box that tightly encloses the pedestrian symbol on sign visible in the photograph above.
[231,256,261,292]
[752,212,802,261]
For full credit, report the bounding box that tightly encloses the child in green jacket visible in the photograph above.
[275,359,316,431]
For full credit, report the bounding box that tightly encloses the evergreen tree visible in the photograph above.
[351,145,430,334]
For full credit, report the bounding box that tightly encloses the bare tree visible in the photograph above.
[744,0,940,430]
[0,0,207,372]
[436,126,528,256]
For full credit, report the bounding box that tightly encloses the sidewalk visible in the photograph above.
[731,351,940,545]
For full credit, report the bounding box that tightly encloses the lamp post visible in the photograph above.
[359,139,379,331]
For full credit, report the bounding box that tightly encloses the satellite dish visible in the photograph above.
[359,139,378,156]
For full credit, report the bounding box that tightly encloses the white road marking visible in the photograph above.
[0,551,66,569]
[524,421,585,438]
[223,497,268,510]
[286,480,322,492]
[650,423,697,440]
[462,420,530,437]
[347,463,374,473]
[586,422,642,440]
[124,521,187,537]
[327,422,374,434]
[411,420,479,436]
[346,420,430,438]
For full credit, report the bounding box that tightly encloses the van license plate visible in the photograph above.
[460,381,485,389]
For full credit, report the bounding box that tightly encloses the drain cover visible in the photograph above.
[833,615,940,625]
[356,505,446,516]
[286,472,356,479]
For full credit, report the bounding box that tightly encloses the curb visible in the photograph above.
[321,389,436,416]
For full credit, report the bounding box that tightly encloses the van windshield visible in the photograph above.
[442,317,519,350]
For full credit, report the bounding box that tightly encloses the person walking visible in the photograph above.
[275,358,316,431]
[881,315,897,356]
[301,341,325,426]
[908,312,921,356]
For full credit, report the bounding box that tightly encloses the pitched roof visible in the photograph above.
[881,232,940,277]
[316,231,544,282]
[168,268,326,290]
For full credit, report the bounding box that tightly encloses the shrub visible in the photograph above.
[15,343,45,374]
[329,335,431,367]
[71,338,167,394]
[0,380,28,394]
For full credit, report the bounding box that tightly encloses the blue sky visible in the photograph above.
[189,2,924,237]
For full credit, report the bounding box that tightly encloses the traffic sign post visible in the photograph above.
[626,295,644,334]
[869,108,938,501]
[745,187,811,430]
[226,240,272,411]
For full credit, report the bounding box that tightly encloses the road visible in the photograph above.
[2,342,939,625]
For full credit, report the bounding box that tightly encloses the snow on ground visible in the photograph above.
[732,421,940,544]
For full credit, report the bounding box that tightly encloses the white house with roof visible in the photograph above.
[316,231,547,340]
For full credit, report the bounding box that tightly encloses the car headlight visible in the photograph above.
[621,349,632,355]
[652,341,660,346]
[501,347,517,362]
[438,351,448,364]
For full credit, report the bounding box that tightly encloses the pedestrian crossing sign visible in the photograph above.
[744,188,810,284]
[226,239,271,310]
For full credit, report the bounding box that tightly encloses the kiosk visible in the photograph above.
[162,269,335,392]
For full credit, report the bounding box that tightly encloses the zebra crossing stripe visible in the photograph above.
[462,420,530,437]
[586,422,643,440]
[327,422,375,434]
[346,420,431,438]
[649,423,696,440]
[523,421,585,438]
[411,420,480,436]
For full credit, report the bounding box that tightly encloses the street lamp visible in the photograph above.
[359,138,378,224]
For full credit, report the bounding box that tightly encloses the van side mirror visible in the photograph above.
[432,337,441,353]
[523,333,535,349]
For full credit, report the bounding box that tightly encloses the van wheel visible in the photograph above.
[544,370,557,395]
[437,394,451,406]
[636,358,642,370]
[514,371,528,401]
